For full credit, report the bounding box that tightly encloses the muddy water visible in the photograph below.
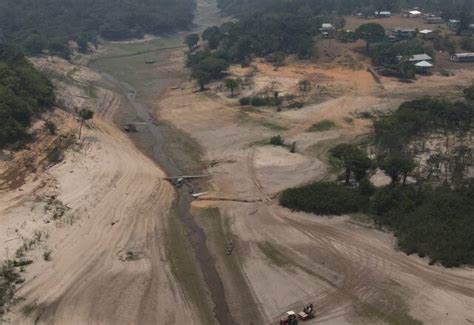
[89,61,235,325]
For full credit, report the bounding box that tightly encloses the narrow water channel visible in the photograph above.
[89,51,235,325]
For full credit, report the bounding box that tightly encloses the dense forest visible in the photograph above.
[280,96,474,267]
[0,0,196,58]
[0,45,54,149]
[218,0,472,17]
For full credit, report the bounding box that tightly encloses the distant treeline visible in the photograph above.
[0,0,196,58]
[0,45,54,148]
[218,0,472,17]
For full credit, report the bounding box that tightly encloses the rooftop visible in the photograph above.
[453,53,474,57]
[419,29,433,34]
[410,54,433,61]
[415,61,433,67]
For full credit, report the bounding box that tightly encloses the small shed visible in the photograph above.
[450,53,474,62]
[408,10,422,18]
[415,61,433,74]
[419,29,434,39]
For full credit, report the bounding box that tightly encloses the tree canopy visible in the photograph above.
[0,45,54,148]
[330,144,372,184]
[356,23,386,52]
[0,0,196,58]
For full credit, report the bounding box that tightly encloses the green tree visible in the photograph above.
[330,144,372,185]
[356,23,386,53]
[185,33,200,51]
[190,56,229,91]
[192,69,212,91]
[78,108,94,139]
[378,153,416,184]
[223,78,241,97]
[202,26,223,50]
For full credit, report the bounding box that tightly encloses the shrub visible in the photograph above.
[280,182,366,215]
[43,251,52,261]
[239,97,251,105]
[270,135,284,146]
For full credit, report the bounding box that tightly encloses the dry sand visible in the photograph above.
[0,62,200,324]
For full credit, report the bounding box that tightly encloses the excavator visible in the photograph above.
[280,304,315,324]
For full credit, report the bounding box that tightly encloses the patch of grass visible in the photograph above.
[355,301,422,325]
[259,120,288,131]
[83,84,97,99]
[240,106,262,114]
[21,303,38,317]
[307,120,336,132]
[257,241,291,268]
[243,139,269,149]
[165,209,214,325]
[158,121,204,174]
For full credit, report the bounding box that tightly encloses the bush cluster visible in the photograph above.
[280,182,367,215]
[372,184,474,267]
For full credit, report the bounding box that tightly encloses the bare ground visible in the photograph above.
[159,52,474,324]
[0,61,202,324]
